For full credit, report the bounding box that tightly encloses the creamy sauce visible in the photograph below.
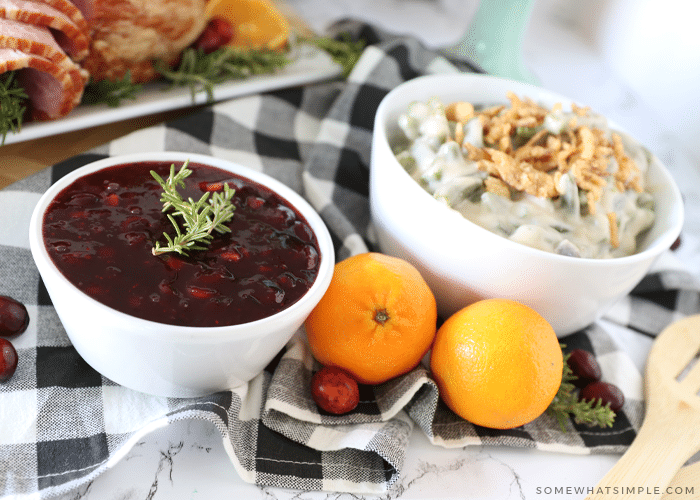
[393,97,655,258]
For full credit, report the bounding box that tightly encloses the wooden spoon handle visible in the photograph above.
[586,423,697,500]
[662,461,700,499]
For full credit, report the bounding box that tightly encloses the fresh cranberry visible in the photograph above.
[579,381,625,412]
[567,349,602,389]
[311,366,360,415]
[0,338,18,382]
[192,18,235,54]
[0,295,29,337]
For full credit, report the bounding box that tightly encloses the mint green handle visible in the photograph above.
[444,0,539,85]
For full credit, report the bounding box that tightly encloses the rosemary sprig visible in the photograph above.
[155,46,290,102]
[303,33,365,79]
[0,72,28,145]
[151,160,236,256]
[1,35,363,143]
[81,72,143,107]
[547,348,616,431]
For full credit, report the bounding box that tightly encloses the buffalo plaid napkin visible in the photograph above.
[0,21,697,499]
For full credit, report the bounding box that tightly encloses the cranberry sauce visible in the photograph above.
[43,161,321,327]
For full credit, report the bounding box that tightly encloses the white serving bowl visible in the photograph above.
[370,74,684,336]
[29,152,335,398]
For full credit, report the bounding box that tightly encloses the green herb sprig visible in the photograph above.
[0,72,28,145]
[155,46,290,102]
[303,34,365,79]
[0,35,364,143]
[81,72,143,107]
[151,160,235,256]
[547,347,617,431]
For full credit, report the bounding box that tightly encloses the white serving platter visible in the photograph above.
[3,43,341,145]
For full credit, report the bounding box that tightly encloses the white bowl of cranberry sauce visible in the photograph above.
[29,152,335,398]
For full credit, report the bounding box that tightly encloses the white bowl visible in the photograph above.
[370,74,684,336]
[29,152,335,397]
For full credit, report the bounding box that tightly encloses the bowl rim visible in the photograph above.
[372,73,685,267]
[29,151,335,339]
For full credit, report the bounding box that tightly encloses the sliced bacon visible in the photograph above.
[0,0,90,60]
[0,47,82,120]
[0,18,87,91]
[67,0,92,21]
[26,0,88,34]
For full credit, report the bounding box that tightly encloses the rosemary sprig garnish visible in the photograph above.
[0,72,28,145]
[155,46,290,102]
[547,348,616,431]
[151,160,236,256]
[303,34,365,79]
[0,35,363,143]
[81,72,143,107]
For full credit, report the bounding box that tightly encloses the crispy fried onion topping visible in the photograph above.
[452,92,643,217]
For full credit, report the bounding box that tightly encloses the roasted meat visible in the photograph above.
[0,0,90,60]
[0,47,83,119]
[0,0,211,125]
[81,0,208,83]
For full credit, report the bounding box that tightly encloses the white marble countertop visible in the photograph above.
[50,1,700,499]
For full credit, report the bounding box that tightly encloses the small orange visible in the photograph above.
[430,299,562,429]
[304,253,437,385]
[204,0,290,51]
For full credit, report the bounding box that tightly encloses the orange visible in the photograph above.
[204,0,290,51]
[430,299,562,429]
[304,253,437,385]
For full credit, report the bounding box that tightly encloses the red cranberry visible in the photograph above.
[579,381,625,412]
[311,366,360,415]
[0,295,29,337]
[200,181,225,192]
[567,349,602,389]
[220,250,242,262]
[44,162,320,328]
[246,196,265,209]
[192,18,235,54]
[187,285,217,299]
[105,193,119,206]
[0,338,18,382]
[302,246,319,270]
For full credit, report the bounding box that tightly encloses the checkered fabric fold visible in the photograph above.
[1,22,697,499]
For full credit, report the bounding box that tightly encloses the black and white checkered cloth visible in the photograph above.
[1,22,698,499]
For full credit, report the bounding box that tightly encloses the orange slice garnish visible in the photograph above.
[204,0,290,51]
